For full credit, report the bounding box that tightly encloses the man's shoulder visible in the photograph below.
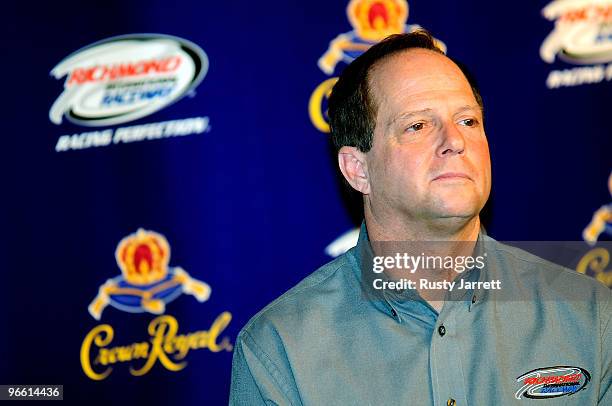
[238,248,360,344]
[483,236,611,303]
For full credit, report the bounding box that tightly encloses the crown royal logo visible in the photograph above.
[577,171,612,288]
[309,0,445,133]
[81,229,232,381]
[89,229,211,319]
[583,171,612,245]
[318,0,410,75]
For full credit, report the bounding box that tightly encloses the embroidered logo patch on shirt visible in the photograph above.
[515,366,591,399]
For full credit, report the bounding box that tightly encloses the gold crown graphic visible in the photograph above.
[347,0,408,42]
[115,228,170,285]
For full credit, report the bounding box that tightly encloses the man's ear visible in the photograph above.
[338,146,371,195]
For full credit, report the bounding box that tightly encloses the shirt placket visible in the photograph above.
[430,305,468,406]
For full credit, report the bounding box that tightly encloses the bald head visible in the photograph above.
[368,49,482,141]
[329,31,483,154]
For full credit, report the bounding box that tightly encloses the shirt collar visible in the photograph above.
[348,221,491,321]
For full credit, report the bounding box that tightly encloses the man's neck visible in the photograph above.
[364,209,482,313]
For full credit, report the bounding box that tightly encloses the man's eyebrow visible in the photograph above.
[454,104,481,115]
[385,105,482,129]
[387,108,434,128]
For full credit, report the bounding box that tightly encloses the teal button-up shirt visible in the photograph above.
[230,226,611,405]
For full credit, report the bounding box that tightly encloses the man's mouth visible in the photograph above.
[432,172,472,181]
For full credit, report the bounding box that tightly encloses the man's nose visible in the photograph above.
[436,122,465,157]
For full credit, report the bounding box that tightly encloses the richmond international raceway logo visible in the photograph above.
[515,366,591,399]
[50,34,208,127]
[540,0,612,88]
[81,229,233,381]
[308,0,445,133]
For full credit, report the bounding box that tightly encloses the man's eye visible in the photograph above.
[459,118,478,127]
[406,122,425,132]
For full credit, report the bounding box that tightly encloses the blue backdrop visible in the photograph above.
[2,0,611,404]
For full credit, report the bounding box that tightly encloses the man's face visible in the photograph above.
[365,49,491,227]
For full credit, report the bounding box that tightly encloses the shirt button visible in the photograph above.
[438,325,446,337]
[447,399,456,406]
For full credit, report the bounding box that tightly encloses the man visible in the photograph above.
[230,31,611,405]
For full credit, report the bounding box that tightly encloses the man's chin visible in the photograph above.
[429,204,480,224]
[424,213,479,235]
[430,194,483,218]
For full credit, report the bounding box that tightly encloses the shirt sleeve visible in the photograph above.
[229,330,298,406]
[598,290,612,405]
